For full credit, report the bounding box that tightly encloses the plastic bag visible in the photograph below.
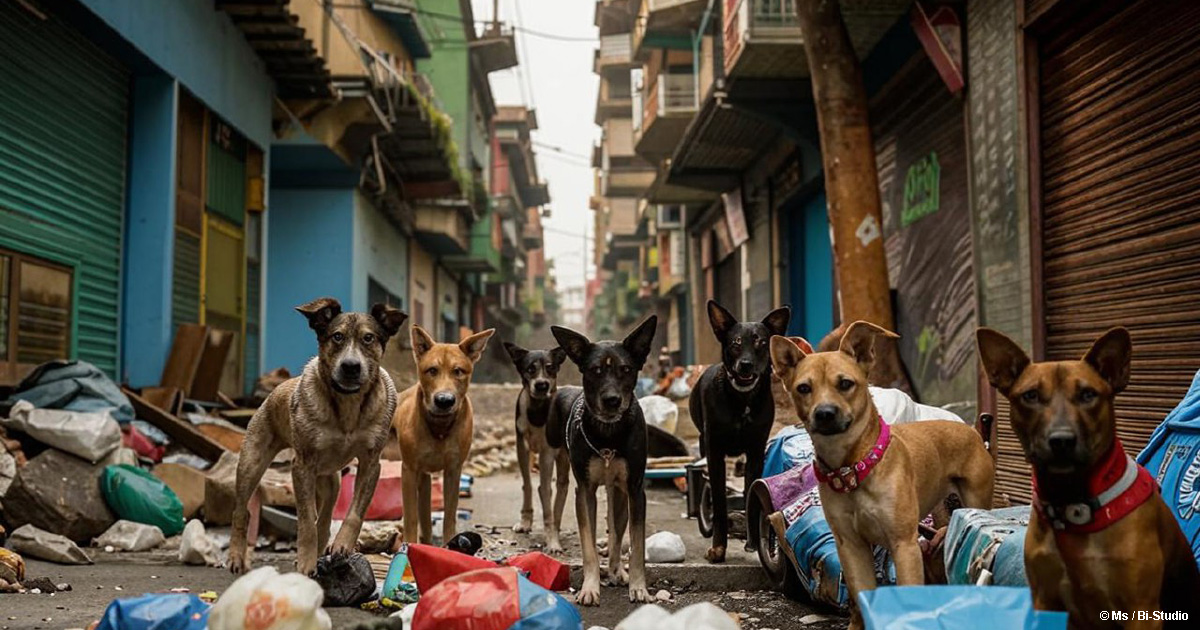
[644,531,686,563]
[638,396,678,434]
[407,543,494,592]
[505,551,570,591]
[94,593,209,630]
[101,464,185,536]
[313,553,376,607]
[411,567,581,630]
[94,520,166,552]
[857,586,1067,630]
[667,376,692,400]
[207,566,332,630]
[1,400,121,463]
[617,603,738,630]
[8,524,92,565]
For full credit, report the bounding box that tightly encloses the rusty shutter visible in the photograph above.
[1013,0,1200,505]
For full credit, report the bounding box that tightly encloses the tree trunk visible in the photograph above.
[795,0,911,391]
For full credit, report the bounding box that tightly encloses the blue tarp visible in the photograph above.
[94,593,209,630]
[5,360,134,424]
[858,586,1067,630]
[1138,368,1200,561]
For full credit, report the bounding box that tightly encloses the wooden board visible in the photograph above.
[123,386,227,462]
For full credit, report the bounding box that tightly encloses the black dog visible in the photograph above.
[691,300,790,563]
[548,316,657,606]
[502,342,570,553]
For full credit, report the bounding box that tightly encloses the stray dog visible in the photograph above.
[229,298,407,576]
[690,300,790,562]
[548,316,658,605]
[771,321,993,628]
[394,326,494,545]
[503,342,571,552]
[978,327,1200,627]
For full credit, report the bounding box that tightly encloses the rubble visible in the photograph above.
[3,448,116,542]
[8,524,93,565]
[1,400,122,463]
[179,519,222,567]
[93,520,166,552]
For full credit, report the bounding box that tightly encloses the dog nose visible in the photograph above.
[602,394,622,411]
[434,392,456,410]
[534,381,550,393]
[1047,431,1077,457]
[813,404,839,425]
[736,359,753,374]
[340,360,362,379]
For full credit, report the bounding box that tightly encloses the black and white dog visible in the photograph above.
[690,300,790,563]
[503,342,570,553]
[548,316,657,605]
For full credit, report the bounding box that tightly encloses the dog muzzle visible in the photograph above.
[813,417,890,493]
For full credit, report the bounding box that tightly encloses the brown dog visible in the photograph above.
[394,325,494,544]
[978,327,1200,628]
[229,298,407,576]
[771,321,994,629]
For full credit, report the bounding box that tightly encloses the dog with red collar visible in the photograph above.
[979,326,1200,628]
[771,321,994,630]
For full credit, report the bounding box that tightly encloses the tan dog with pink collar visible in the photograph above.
[770,321,994,629]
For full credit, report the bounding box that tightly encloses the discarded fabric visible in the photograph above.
[943,506,1029,586]
[5,360,134,423]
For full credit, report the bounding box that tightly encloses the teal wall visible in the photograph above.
[352,192,409,312]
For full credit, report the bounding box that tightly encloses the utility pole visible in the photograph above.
[795,0,911,391]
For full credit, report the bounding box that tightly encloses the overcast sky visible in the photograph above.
[472,0,599,291]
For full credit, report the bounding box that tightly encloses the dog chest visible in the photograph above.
[587,456,629,487]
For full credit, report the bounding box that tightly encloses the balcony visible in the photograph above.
[633,0,708,59]
[634,71,697,160]
[217,0,333,99]
[594,33,634,76]
[595,0,637,37]
[413,200,472,255]
[595,75,634,124]
[723,0,806,79]
[473,22,519,74]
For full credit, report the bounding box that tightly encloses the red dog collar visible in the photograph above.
[1031,438,1157,534]
[814,417,891,493]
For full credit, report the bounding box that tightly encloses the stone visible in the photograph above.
[655,589,672,602]
[153,463,206,519]
[644,531,686,563]
[8,524,92,565]
[93,520,166,552]
[1,449,115,542]
[179,519,222,567]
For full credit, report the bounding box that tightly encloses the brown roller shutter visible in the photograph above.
[1005,0,1200,505]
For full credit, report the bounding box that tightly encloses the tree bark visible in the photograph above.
[795,0,911,391]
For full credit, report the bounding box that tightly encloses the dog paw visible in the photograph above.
[327,538,355,557]
[576,587,601,607]
[227,550,250,575]
[545,540,564,555]
[606,565,629,586]
[705,546,726,564]
[296,556,318,578]
[513,520,533,534]
[744,539,758,553]
[628,586,652,603]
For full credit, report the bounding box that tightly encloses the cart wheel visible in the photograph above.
[751,483,803,599]
[698,480,714,538]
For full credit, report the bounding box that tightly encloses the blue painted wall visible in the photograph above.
[77,0,273,147]
[265,188,356,374]
[121,74,178,387]
[351,192,409,313]
[787,191,835,343]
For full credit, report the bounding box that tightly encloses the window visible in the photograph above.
[0,249,73,383]
[368,277,402,310]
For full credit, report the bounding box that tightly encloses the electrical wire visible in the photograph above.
[532,141,593,162]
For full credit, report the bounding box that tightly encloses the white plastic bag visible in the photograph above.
[644,531,686,563]
[638,396,678,435]
[207,566,332,630]
[94,520,166,552]
[179,519,222,567]
[1,400,121,463]
[616,603,737,630]
[666,376,692,400]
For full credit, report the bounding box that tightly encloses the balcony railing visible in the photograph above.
[724,0,805,78]
[749,0,799,35]
[642,72,697,129]
[599,33,633,60]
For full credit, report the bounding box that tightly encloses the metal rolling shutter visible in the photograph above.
[0,4,128,377]
[1014,0,1200,505]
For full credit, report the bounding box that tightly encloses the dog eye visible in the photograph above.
[592,366,603,376]
[362,333,375,344]
[425,367,437,377]
[527,365,537,374]
[1021,389,1039,403]
[1079,388,1097,403]
[454,367,466,377]
[732,338,742,347]
[837,378,855,391]
[758,339,768,348]
[620,365,633,375]
[797,383,812,395]
[331,332,345,343]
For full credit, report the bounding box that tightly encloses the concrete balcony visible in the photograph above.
[595,75,634,124]
[473,22,518,74]
[413,201,472,255]
[594,33,635,77]
[634,71,697,161]
[723,0,806,79]
[633,0,708,59]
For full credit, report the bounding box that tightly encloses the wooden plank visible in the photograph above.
[142,386,183,416]
[123,387,227,462]
[191,329,234,403]
[161,324,208,394]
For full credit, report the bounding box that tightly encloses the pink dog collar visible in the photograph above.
[813,417,891,493]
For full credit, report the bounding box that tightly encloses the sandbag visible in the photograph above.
[1,400,121,463]
[411,567,581,630]
[8,524,92,565]
[101,464,185,536]
[943,506,1029,586]
[505,551,570,591]
[94,593,209,630]
[857,586,1066,630]
[313,553,376,607]
[94,520,166,552]
[207,566,331,630]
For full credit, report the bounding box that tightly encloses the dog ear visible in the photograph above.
[1084,327,1132,394]
[503,341,528,366]
[551,326,592,366]
[787,336,815,355]
[370,303,408,346]
[838,320,899,372]
[459,329,495,363]
[296,297,342,335]
[770,335,805,379]
[976,327,1031,396]
[549,346,568,368]
[623,315,658,367]
[707,300,738,342]
[761,306,792,337]
[411,325,436,359]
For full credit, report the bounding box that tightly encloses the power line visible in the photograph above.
[533,141,593,162]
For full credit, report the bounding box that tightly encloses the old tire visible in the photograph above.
[751,482,803,599]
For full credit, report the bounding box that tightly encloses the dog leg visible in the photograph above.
[514,432,534,533]
[626,480,651,603]
[228,428,279,575]
[575,484,603,606]
[607,482,629,586]
[442,460,463,543]
[706,451,729,563]
[419,472,434,544]
[401,463,420,545]
[550,449,571,554]
[743,449,766,553]
[836,533,878,630]
[892,534,925,586]
[332,453,382,555]
[293,460,320,576]
[537,448,560,552]
[315,473,340,554]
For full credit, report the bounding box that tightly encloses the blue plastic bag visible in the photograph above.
[858,586,1067,630]
[94,593,209,630]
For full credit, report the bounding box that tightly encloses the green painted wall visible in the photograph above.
[416,0,471,170]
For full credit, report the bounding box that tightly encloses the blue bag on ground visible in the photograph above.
[94,593,209,630]
[101,464,185,536]
[857,586,1067,630]
[5,360,134,423]
[1139,369,1200,563]
[943,506,1029,586]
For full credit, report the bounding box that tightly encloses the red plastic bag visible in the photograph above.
[122,425,164,462]
[406,543,494,592]
[332,461,443,521]
[505,551,569,591]
[410,568,521,630]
